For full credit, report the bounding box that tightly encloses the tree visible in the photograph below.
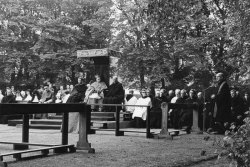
[0,0,114,87]
[111,0,250,89]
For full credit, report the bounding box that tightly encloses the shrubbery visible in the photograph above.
[214,111,250,167]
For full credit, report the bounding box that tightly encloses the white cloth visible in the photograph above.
[24,95,32,102]
[125,96,138,113]
[32,95,39,103]
[170,96,178,103]
[62,94,70,103]
[55,99,62,103]
[15,96,23,101]
[169,96,178,114]
[0,94,4,103]
[132,97,152,120]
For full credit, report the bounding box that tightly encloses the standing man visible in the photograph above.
[212,72,231,134]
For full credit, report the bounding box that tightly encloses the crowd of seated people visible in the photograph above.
[1,78,249,133]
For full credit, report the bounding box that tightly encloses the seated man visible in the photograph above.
[39,84,55,104]
[2,88,15,103]
[0,88,18,123]
[132,89,152,128]
[38,84,55,119]
[103,76,124,112]
[124,89,138,113]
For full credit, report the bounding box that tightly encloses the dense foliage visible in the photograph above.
[214,111,250,167]
[0,0,249,89]
[111,0,250,89]
[0,0,113,87]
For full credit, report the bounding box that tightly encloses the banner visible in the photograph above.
[77,48,108,58]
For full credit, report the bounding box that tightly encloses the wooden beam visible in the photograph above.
[0,103,86,115]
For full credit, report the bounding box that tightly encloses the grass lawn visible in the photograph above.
[0,125,230,167]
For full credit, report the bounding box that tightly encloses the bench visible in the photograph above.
[0,103,95,165]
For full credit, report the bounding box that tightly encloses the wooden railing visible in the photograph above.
[88,103,153,138]
[156,102,202,139]
[0,103,94,165]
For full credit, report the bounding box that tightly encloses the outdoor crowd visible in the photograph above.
[0,72,249,135]
[126,73,250,134]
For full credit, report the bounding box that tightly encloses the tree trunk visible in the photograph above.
[139,60,145,89]
[70,65,76,84]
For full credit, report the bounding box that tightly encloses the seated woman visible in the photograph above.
[89,75,107,112]
[15,90,23,102]
[84,84,94,103]
[132,88,152,128]
[62,91,70,103]
[30,89,41,103]
[55,93,62,103]
[23,89,32,102]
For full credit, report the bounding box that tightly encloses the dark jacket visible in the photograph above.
[1,95,16,103]
[103,81,124,104]
[214,81,231,122]
[66,83,87,103]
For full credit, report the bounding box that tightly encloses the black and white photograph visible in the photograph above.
[0,0,250,166]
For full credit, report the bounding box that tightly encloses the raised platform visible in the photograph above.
[7,112,133,130]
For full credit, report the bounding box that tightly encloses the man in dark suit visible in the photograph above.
[212,72,231,134]
[103,76,124,112]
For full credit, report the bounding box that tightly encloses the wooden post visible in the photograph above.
[86,105,95,134]
[192,107,202,134]
[54,112,69,153]
[146,106,153,138]
[115,106,124,136]
[14,114,29,150]
[22,114,29,143]
[77,104,95,153]
[155,102,172,139]
[61,112,69,145]
[203,103,207,132]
